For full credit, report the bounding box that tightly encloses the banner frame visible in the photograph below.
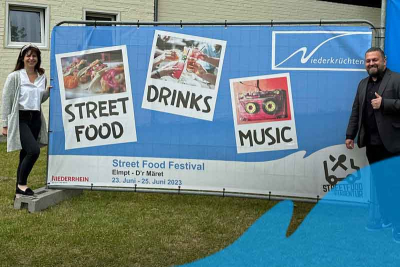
[46,20,377,204]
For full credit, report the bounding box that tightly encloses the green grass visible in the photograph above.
[0,142,314,266]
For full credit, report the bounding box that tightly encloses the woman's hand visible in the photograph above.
[2,127,7,136]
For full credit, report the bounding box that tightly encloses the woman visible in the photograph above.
[1,43,50,196]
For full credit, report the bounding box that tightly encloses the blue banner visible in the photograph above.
[48,26,372,201]
[386,0,400,72]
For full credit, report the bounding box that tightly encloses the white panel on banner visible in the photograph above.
[55,45,136,150]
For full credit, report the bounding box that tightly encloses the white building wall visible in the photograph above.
[158,0,380,27]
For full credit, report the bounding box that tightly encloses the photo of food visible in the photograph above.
[232,77,292,125]
[60,49,126,99]
[149,31,225,90]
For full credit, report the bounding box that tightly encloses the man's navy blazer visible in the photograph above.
[346,68,400,153]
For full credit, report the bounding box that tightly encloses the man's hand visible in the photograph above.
[164,50,179,61]
[159,63,180,78]
[2,127,7,136]
[371,92,382,109]
[345,139,354,149]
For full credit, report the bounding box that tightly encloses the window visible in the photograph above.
[318,0,381,8]
[83,10,120,26]
[5,2,49,49]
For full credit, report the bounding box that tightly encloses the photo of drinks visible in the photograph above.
[149,31,226,90]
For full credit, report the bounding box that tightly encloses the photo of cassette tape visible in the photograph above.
[238,88,288,121]
[233,77,292,124]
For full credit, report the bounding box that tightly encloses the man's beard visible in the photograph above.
[368,65,384,77]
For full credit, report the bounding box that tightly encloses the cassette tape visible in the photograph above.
[238,89,288,121]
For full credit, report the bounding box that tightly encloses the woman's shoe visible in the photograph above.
[16,187,34,196]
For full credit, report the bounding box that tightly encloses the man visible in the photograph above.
[346,47,400,243]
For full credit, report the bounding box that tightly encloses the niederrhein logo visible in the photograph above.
[272,31,372,71]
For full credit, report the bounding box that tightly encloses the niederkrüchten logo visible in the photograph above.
[272,31,372,71]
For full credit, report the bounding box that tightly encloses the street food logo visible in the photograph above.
[230,73,298,154]
[322,154,363,198]
[272,31,372,71]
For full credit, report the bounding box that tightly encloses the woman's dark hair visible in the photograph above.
[13,44,45,75]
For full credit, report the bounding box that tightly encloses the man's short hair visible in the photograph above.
[366,47,386,59]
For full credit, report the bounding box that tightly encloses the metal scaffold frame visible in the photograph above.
[48,19,377,204]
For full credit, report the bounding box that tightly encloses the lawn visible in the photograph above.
[0,142,314,266]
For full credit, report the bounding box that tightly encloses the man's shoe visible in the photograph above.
[365,220,383,231]
[365,219,392,231]
[392,228,400,244]
[382,219,392,229]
